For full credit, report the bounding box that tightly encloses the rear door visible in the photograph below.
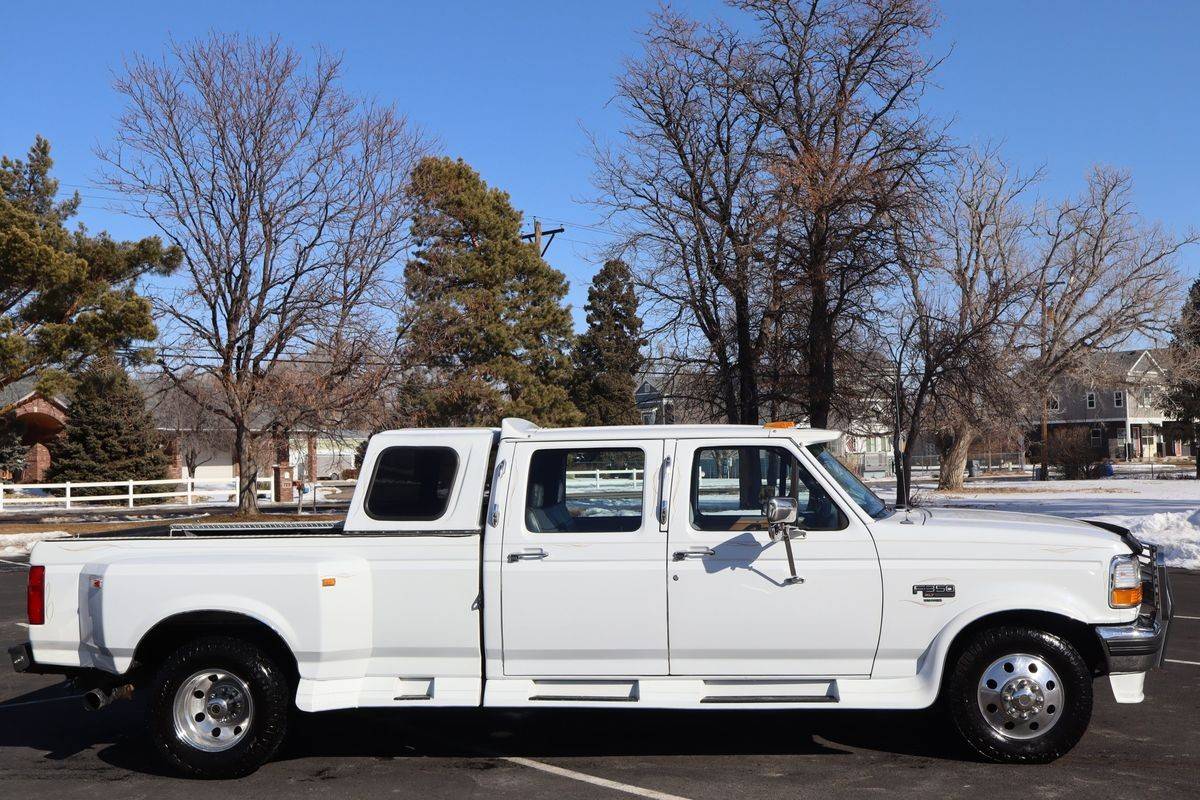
[500,438,667,676]
[666,438,883,676]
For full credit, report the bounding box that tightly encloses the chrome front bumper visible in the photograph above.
[1095,543,1174,673]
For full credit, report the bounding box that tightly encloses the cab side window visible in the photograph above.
[690,446,845,532]
[525,448,644,533]
[365,446,458,520]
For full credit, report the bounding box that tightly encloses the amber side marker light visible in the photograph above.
[321,577,337,587]
[763,421,797,429]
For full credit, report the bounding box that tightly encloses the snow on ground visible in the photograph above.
[0,530,70,556]
[921,477,1200,569]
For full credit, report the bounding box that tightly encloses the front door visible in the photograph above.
[667,439,883,676]
[500,438,667,676]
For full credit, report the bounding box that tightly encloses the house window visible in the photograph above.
[1142,388,1153,406]
[1048,396,1061,412]
[1086,392,1096,409]
[1090,427,1103,446]
[1113,391,1123,408]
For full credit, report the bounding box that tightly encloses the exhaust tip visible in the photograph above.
[82,688,108,711]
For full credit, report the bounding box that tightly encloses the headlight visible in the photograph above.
[1109,554,1143,608]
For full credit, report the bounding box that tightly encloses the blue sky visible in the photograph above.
[2,0,1198,328]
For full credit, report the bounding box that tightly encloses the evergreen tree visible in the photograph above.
[403,157,582,427]
[0,137,180,410]
[0,416,26,477]
[1165,278,1200,477]
[571,259,645,424]
[48,364,168,487]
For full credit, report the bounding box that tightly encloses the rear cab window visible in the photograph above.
[365,446,459,520]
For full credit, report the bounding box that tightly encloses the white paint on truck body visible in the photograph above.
[27,419,1141,713]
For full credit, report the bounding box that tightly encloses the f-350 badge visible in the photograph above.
[912,583,955,603]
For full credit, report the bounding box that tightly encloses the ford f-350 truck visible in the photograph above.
[10,419,1172,777]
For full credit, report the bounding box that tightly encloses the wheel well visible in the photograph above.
[942,610,1105,681]
[132,611,299,686]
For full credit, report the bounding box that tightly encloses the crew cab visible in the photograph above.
[10,419,1172,777]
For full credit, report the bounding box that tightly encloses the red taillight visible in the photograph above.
[27,566,45,625]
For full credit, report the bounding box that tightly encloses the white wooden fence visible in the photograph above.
[0,476,274,512]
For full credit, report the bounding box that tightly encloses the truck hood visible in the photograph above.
[875,505,1130,556]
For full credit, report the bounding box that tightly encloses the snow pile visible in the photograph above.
[1121,512,1200,571]
[0,530,70,556]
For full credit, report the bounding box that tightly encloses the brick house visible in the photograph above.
[0,378,69,482]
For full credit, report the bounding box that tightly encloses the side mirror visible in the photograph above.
[766,496,804,586]
[766,496,798,525]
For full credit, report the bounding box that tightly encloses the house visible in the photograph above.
[0,378,68,482]
[0,376,365,484]
[1044,348,1191,460]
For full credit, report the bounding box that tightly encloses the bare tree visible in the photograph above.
[99,34,429,513]
[593,9,781,424]
[1028,167,1193,479]
[146,371,223,477]
[885,151,1036,504]
[742,0,951,429]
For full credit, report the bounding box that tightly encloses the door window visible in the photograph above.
[690,446,845,532]
[525,448,644,533]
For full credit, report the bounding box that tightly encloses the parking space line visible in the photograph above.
[502,756,692,800]
[1166,659,1200,666]
[1173,615,1200,620]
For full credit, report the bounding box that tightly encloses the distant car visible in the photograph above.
[11,419,1172,777]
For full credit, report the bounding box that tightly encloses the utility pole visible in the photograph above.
[521,219,565,257]
[1040,293,1051,481]
[1039,279,1067,481]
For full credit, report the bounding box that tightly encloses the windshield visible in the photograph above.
[807,445,889,519]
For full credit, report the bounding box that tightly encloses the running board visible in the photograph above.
[700,694,837,704]
[530,695,637,702]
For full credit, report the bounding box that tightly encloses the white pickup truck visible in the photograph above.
[11,419,1172,777]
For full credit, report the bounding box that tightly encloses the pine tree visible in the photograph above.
[0,137,180,410]
[571,259,645,425]
[0,416,26,477]
[1165,279,1200,477]
[48,364,168,488]
[403,157,582,427]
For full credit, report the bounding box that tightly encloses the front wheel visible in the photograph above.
[945,626,1092,763]
[147,635,290,778]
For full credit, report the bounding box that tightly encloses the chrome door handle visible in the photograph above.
[507,548,548,563]
[672,547,715,561]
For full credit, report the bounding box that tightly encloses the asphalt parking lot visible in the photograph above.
[1,556,1197,799]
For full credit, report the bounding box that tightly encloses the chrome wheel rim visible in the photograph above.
[977,652,1064,740]
[172,668,254,752]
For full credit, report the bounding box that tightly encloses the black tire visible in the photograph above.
[945,625,1092,764]
[147,635,290,779]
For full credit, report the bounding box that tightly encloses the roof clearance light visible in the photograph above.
[763,421,797,429]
